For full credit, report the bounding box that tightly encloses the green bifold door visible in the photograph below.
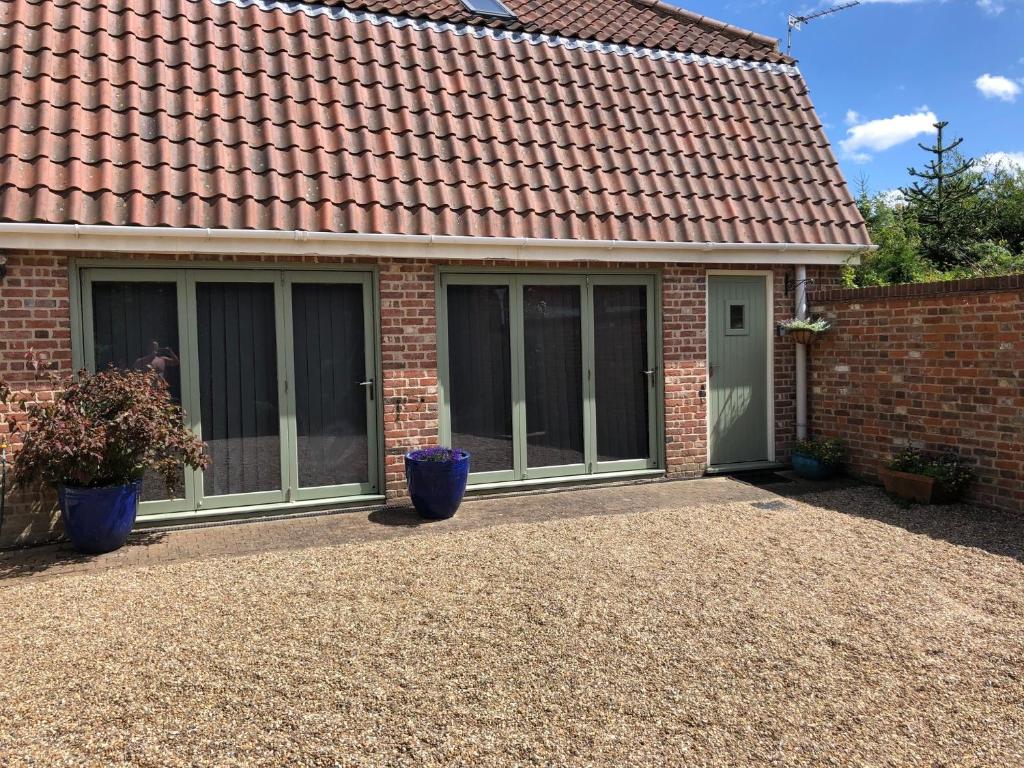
[438,273,660,484]
[79,268,380,518]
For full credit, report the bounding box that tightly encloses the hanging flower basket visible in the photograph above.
[780,317,831,345]
[788,328,816,345]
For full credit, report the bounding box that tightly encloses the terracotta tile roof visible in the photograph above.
[0,0,871,246]
[331,0,792,64]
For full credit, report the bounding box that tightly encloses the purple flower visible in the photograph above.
[407,446,467,463]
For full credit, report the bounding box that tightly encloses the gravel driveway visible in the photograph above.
[0,484,1022,766]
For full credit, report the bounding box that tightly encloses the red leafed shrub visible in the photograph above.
[1,366,208,490]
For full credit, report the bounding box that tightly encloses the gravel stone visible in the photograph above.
[0,486,1021,766]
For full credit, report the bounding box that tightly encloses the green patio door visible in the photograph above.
[707,274,770,467]
[439,273,659,485]
[79,267,380,519]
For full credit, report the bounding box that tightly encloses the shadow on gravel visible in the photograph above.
[780,483,1024,563]
[0,530,168,581]
[367,507,431,528]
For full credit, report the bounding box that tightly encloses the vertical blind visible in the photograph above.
[291,282,368,487]
[92,281,183,501]
[196,282,281,497]
[446,285,514,472]
[523,284,585,468]
[594,285,649,461]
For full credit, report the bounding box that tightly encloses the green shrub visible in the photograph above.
[1,366,208,490]
[793,438,846,468]
[887,448,975,501]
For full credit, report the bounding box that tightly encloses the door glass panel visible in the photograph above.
[91,281,184,501]
[446,285,513,472]
[523,284,584,468]
[196,282,281,496]
[291,283,368,487]
[594,285,650,462]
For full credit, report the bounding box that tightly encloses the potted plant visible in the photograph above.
[879,448,975,504]
[404,446,470,520]
[780,317,831,345]
[1,366,207,554]
[791,438,845,480]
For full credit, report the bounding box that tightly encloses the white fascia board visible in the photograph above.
[0,224,870,265]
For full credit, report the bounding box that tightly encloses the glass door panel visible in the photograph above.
[288,279,376,497]
[522,283,586,476]
[444,283,515,479]
[87,277,190,505]
[441,273,659,485]
[593,282,656,469]
[194,279,284,504]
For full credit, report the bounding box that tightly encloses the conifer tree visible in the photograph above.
[901,121,983,269]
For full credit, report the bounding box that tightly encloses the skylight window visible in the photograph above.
[460,0,516,20]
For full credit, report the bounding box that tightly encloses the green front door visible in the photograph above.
[708,275,770,466]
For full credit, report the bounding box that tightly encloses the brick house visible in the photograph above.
[0,0,871,545]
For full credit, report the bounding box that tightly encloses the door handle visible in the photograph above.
[359,378,375,401]
[708,363,716,378]
[641,368,656,385]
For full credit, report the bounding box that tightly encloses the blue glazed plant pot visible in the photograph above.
[58,481,141,554]
[791,452,835,481]
[404,450,470,520]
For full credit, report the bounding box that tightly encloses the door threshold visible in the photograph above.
[466,469,664,495]
[135,494,386,528]
[705,461,787,475]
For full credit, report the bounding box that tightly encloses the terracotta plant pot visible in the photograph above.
[879,467,935,504]
[788,328,816,345]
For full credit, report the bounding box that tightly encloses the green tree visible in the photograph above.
[901,121,984,270]
[980,163,1024,256]
[845,189,935,287]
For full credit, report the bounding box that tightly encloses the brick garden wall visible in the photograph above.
[0,250,828,547]
[810,275,1024,513]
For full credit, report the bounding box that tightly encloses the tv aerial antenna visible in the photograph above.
[786,1,861,55]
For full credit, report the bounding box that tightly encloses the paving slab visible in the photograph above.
[0,475,788,582]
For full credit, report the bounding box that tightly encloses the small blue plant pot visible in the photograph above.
[404,451,470,520]
[58,481,141,554]
[791,452,835,481]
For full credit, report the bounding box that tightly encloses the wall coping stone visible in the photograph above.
[814,273,1024,304]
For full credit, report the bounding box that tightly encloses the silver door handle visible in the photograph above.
[359,378,375,400]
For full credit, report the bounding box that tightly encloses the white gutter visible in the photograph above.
[794,265,809,441]
[0,224,870,265]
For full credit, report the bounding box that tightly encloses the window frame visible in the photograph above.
[437,269,663,487]
[725,300,749,336]
[80,268,196,516]
[73,262,384,521]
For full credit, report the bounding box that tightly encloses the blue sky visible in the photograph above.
[675,0,1024,194]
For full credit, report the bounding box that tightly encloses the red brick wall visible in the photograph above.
[379,261,439,498]
[0,250,826,546]
[810,275,1024,513]
[662,265,706,476]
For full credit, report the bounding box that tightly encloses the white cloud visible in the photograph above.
[980,151,1024,172]
[975,73,1021,102]
[845,109,861,126]
[839,109,938,161]
[878,188,908,207]
[976,0,1005,14]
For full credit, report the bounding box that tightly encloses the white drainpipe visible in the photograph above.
[795,265,809,442]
